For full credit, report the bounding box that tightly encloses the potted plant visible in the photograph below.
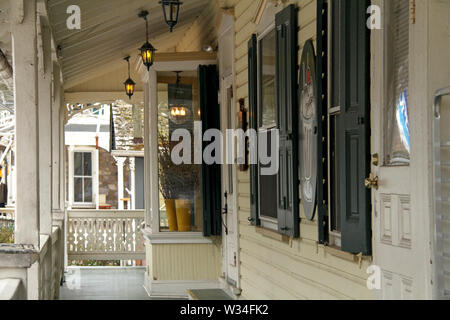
[173,162,199,232]
[159,132,201,232]
[158,133,180,231]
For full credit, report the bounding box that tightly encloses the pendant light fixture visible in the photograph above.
[159,0,183,32]
[169,71,190,124]
[138,10,156,71]
[124,56,135,99]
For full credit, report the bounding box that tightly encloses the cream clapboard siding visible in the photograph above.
[176,0,239,52]
[148,243,221,281]
[234,0,373,300]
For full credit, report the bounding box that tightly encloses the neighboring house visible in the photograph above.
[65,105,133,209]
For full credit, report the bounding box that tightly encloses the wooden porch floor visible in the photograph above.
[59,267,153,300]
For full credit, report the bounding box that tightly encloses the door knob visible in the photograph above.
[365,173,379,190]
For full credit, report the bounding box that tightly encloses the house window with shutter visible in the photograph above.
[248,4,299,237]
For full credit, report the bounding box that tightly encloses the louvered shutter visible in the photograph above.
[338,0,371,255]
[199,65,222,236]
[275,4,299,238]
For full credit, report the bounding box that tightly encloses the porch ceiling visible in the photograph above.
[47,0,208,89]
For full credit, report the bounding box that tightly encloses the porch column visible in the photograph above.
[67,146,74,208]
[52,62,62,211]
[12,0,40,246]
[148,69,159,231]
[143,76,151,226]
[116,157,126,210]
[129,157,136,210]
[6,149,13,206]
[59,104,67,211]
[38,16,53,236]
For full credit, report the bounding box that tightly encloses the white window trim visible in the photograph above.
[68,146,99,209]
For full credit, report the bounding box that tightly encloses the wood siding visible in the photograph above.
[148,242,221,281]
[234,0,373,300]
[176,0,239,52]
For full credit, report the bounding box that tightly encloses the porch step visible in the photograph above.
[186,289,233,300]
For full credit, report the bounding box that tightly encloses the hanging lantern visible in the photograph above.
[124,56,136,99]
[159,0,183,32]
[138,10,156,70]
[169,71,190,124]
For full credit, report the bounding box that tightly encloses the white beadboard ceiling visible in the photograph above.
[47,0,209,88]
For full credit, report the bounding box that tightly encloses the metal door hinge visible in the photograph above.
[371,153,379,166]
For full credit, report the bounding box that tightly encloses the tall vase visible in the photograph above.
[175,199,193,232]
[164,199,178,231]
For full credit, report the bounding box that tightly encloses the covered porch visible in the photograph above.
[0,0,233,300]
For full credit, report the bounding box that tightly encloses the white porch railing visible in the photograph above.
[0,207,14,220]
[67,210,145,261]
[0,223,64,300]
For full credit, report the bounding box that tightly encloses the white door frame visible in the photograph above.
[218,13,240,289]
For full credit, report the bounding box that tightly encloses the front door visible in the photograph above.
[370,0,425,299]
[220,75,239,287]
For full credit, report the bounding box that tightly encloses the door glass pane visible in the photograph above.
[83,152,92,176]
[384,0,410,165]
[74,152,82,175]
[260,28,276,127]
[84,178,93,203]
[157,75,203,232]
[74,177,83,202]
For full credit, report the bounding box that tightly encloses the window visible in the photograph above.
[259,28,277,128]
[258,27,278,224]
[156,74,203,233]
[74,152,93,204]
[384,0,410,165]
[249,4,299,237]
[327,0,342,246]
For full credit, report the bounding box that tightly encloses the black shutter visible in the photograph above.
[275,5,299,238]
[338,0,371,255]
[248,34,260,226]
[316,0,329,244]
[198,65,222,236]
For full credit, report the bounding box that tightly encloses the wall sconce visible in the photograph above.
[169,71,190,124]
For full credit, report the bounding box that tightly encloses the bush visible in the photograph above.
[0,225,14,244]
